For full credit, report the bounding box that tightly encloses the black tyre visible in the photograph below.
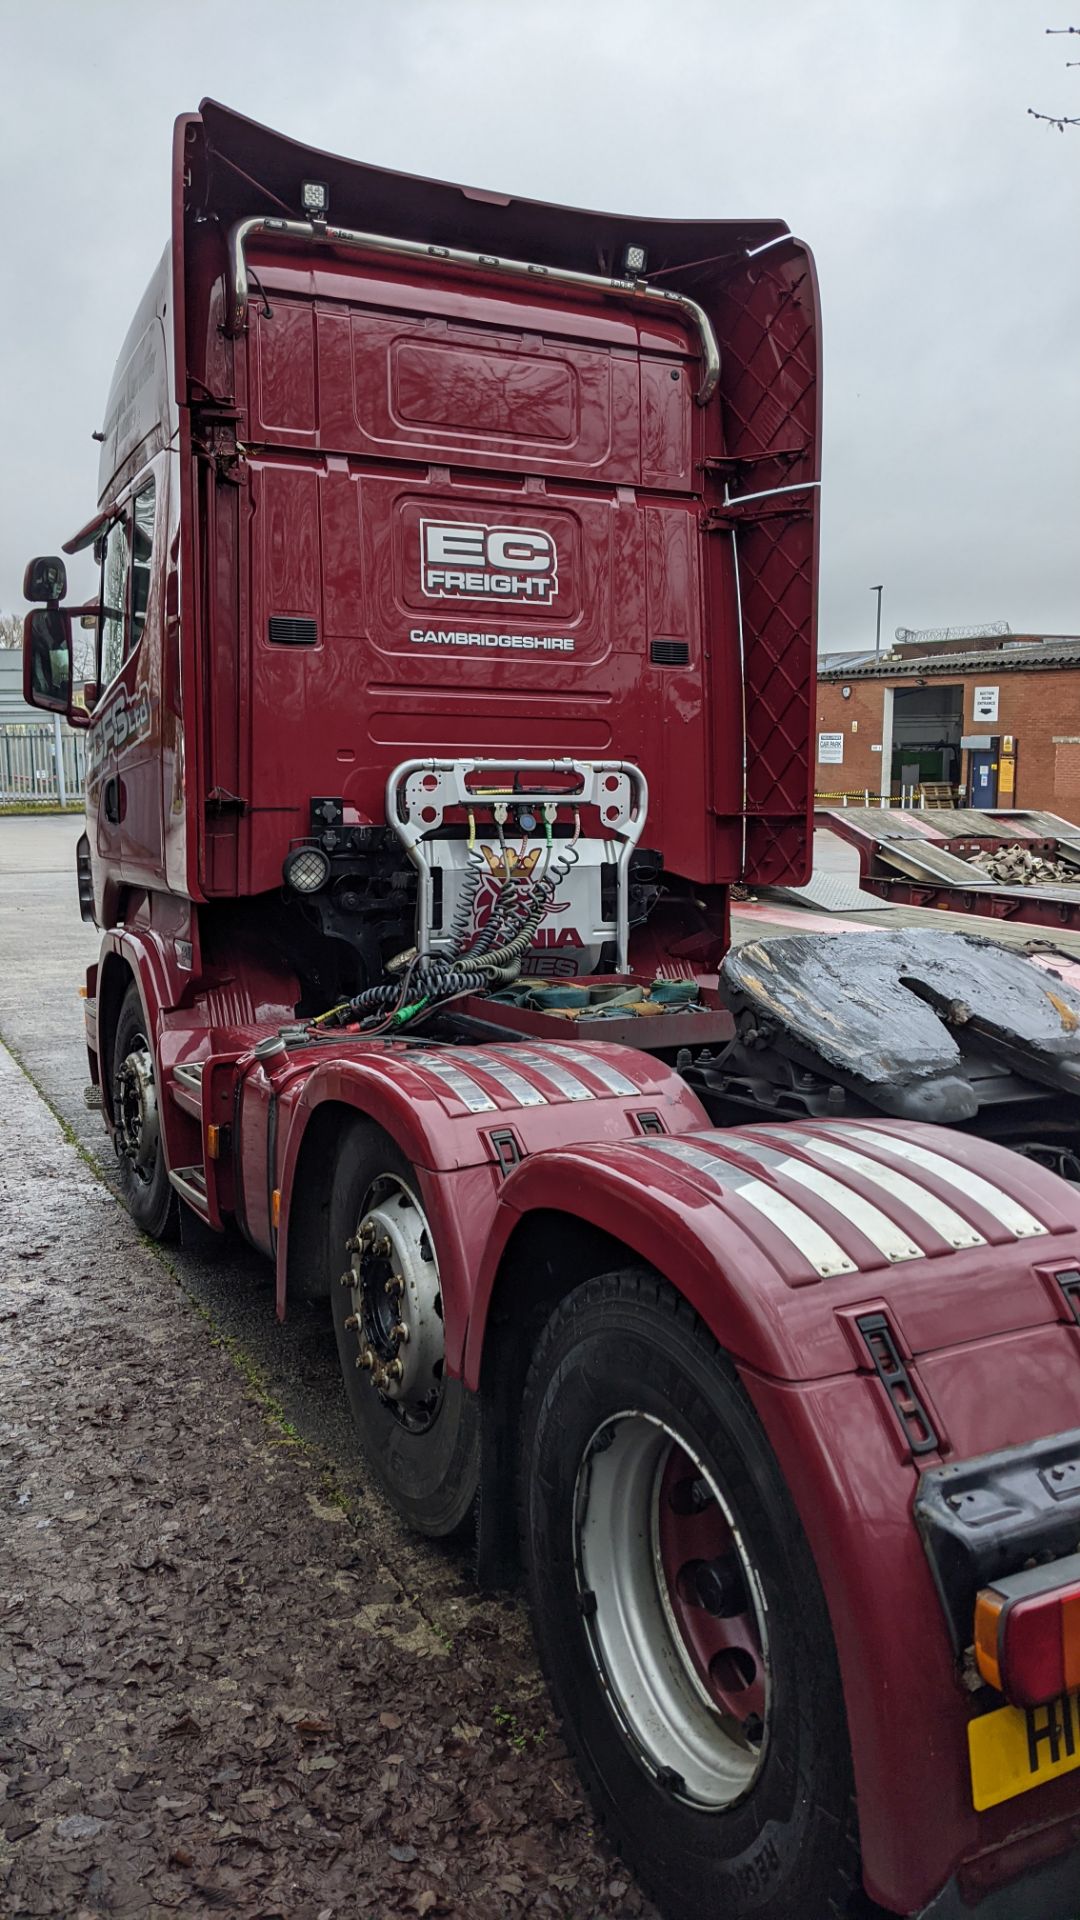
[329,1118,480,1538]
[520,1269,863,1920]
[111,983,177,1241]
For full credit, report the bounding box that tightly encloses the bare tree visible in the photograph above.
[1029,25,1080,129]
[0,612,23,649]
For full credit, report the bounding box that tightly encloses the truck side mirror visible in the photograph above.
[23,555,68,603]
[22,608,89,730]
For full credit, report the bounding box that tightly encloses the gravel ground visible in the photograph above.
[0,820,654,1920]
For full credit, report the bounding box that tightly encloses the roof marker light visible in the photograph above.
[301,179,329,219]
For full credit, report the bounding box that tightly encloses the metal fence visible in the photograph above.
[0,722,86,805]
[814,786,963,810]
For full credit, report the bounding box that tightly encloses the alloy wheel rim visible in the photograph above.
[115,1033,159,1185]
[573,1409,770,1809]
[341,1174,445,1431]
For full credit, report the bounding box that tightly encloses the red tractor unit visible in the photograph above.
[24,101,1080,1918]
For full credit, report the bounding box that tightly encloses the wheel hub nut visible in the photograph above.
[691,1554,747,1619]
[343,1183,445,1411]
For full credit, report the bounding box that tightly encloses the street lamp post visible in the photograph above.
[871,584,883,657]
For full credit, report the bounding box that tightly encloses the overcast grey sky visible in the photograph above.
[2,0,1076,651]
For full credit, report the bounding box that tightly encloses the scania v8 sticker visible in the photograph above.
[420,519,558,605]
[472,845,582,953]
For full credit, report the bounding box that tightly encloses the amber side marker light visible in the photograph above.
[975,1554,1080,1707]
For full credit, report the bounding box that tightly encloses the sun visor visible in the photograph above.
[63,508,113,555]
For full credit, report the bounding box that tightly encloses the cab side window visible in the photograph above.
[99,519,130,688]
[97,477,157,689]
[130,481,155,653]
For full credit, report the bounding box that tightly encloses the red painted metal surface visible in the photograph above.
[92,924,299,1185]
[270,1039,707,1354]
[65,100,819,925]
[470,1120,1080,1383]
[747,1365,1080,1913]
[713,245,820,886]
[867,874,1080,929]
[657,1447,767,1730]
[451,986,735,1051]
[475,1119,1080,1911]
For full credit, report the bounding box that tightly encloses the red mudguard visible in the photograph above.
[273,1036,1080,1909]
[90,964,1080,1911]
[470,1118,1080,1913]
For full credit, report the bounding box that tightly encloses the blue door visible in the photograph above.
[970,748,998,807]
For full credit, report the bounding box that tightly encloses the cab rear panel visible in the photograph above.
[175,101,820,912]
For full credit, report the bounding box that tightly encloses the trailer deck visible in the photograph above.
[816,807,1080,930]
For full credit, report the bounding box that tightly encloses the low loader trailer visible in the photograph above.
[23,101,1080,1918]
[818,806,1080,934]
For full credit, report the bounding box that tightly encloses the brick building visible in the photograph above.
[816,636,1080,818]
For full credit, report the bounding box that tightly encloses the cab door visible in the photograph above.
[93,471,164,886]
[93,513,130,875]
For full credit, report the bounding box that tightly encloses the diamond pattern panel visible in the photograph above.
[714,245,819,886]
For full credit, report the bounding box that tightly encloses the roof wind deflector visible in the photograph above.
[224,214,721,405]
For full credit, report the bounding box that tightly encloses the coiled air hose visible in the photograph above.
[443,815,487,956]
[330,814,580,1030]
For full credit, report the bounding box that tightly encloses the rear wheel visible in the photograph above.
[520,1269,863,1920]
[329,1119,479,1537]
[111,984,177,1241]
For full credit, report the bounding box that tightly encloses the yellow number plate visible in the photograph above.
[969,1692,1080,1811]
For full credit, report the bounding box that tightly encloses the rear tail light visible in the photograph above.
[975,1553,1080,1706]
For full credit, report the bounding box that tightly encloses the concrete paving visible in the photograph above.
[0,815,101,1158]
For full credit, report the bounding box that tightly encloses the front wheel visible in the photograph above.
[329,1118,479,1537]
[520,1270,863,1920]
[111,983,177,1241]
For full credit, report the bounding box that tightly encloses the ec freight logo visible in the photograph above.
[420,519,558,605]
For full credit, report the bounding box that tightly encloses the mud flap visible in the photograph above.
[720,929,1080,1122]
[473,1376,518,1592]
[918,1845,1080,1920]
